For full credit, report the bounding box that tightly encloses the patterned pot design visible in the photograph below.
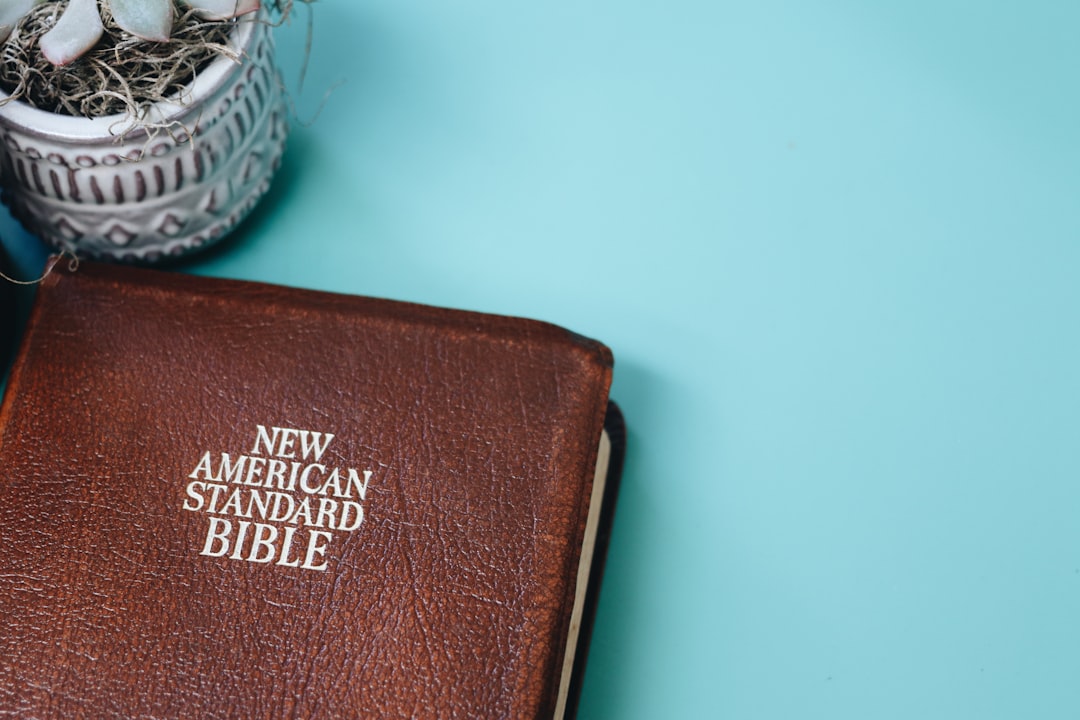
[0,16,287,263]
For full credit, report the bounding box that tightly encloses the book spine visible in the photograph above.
[0,256,63,443]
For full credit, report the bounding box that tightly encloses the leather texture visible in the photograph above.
[0,258,615,719]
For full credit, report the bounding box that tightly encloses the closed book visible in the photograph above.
[0,258,623,719]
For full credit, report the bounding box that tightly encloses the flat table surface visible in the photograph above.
[4,2,1080,718]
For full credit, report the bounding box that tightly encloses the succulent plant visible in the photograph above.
[0,0,259,65]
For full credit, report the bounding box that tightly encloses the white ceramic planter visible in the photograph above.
[0,15,287,263]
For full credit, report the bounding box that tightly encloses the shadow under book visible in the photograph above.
[0,258,624,719]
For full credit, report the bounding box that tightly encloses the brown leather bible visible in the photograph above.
[0,258,623,719]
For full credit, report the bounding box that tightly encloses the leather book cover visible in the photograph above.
[0,258,621,720]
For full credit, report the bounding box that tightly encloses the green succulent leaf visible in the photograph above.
[181,0,259,21]
[111,0,172,42]
[40,0,103,66]
[0,0,45,43]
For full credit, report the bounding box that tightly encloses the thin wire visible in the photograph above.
[0,250,80,286]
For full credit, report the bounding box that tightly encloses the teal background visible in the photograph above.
[4,1,1080,717]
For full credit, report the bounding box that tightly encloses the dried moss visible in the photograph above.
[0,1,236,119]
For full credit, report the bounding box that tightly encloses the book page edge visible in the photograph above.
[553,428,612,720]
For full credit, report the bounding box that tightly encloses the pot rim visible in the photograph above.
[0,15,258,145]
